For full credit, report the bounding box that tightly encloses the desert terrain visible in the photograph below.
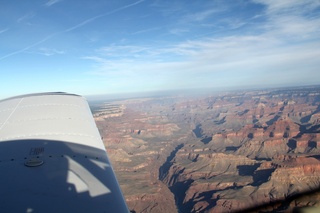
[91,86,320,213]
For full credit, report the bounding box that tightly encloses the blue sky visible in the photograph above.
[1,0,320,99]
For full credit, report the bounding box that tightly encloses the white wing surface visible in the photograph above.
[0,92,129,213]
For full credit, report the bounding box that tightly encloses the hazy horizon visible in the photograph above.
[85,83,320,102]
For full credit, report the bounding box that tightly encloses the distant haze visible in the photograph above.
[86,84,320,102]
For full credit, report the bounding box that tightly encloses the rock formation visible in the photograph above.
[91,86,320,212]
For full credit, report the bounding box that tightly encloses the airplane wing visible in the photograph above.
[0,92,129,213]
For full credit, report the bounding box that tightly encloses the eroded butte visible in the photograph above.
[92,86,320,213]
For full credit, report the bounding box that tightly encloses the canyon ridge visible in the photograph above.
[90,86,320,213]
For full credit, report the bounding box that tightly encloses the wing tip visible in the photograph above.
[0,92,82,102]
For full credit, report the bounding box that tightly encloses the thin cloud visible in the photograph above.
[95,45,152,60]
[26,48,65,56]
[253,0,320,41]
[179,1,228,24]
[0,28,9,34]
[0,33,57,61]
[65,0,145,32]
[150,1,185,16]
[17,12,35,23]
[253,0,320,15]
[0,1,144,61]
[169,28,189,35]
[85,35,320,91]
[132,27,160,35]
[187,9,221,22]
[84,0,320,91]
[45,0,63,7]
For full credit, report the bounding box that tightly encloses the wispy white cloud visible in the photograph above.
[253,0,320,15]
[65,0,145,32]
[0,1,145,61]
[132,27,160,35]
[0,33,57,60]
[168,2,246,39]
[253,0,320,41]
[0,28,9,34]
[185,9,222,22]
[267,15,320,40]
[26,47,65,56]
[84,34,320,91]
[83,0,320,91]
[151,1,185,16]
[169,28,189,35]
[98,45,150,56]
[45,0,63,7]
[17,12,35,23]
[84,45,157,62]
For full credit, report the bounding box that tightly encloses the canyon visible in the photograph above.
[91,86,320,213]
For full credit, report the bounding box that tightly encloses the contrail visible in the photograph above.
[0,0,145,60]
[0,33,57,61]
[65,0,145,32]
[45,0,63,7]
[0,28,9,34]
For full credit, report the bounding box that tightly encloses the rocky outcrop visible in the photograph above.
[91,85,320,213]
[125,185,177,213]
